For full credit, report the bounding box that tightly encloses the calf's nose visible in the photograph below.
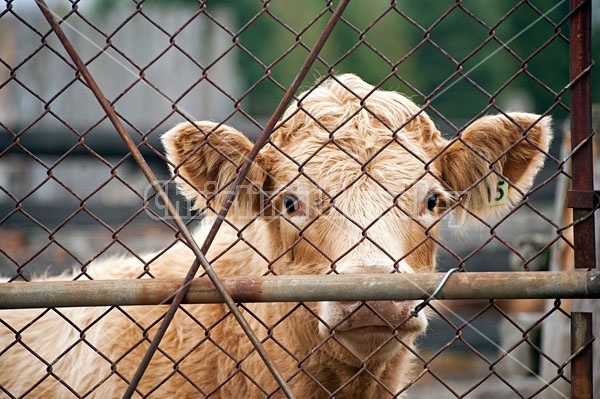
[335,300,414,330]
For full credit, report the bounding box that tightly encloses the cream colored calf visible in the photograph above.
[0,74,552,398]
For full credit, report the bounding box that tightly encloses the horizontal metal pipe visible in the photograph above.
[1,270,599,309]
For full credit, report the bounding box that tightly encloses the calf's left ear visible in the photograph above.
[161,121,271,218]
[436,112,553,219]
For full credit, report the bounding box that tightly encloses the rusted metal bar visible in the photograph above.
[571,312,594,399]
[569,0,595,270]
[1,271,599,309]
[569,2,595,397]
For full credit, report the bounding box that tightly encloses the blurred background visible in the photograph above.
[1,1,598,397]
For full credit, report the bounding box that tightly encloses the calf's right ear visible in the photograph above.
[161,121,271,218]
[436,112,553,221]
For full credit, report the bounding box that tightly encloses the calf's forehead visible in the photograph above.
[271,133,437,199]
[267,74,444,201]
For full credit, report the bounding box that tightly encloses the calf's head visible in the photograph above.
[162,74,552,362]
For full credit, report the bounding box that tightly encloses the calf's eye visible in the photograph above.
[283,194,300,214]
[426,193,438,211]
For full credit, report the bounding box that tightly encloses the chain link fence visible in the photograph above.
[0,1,597,398]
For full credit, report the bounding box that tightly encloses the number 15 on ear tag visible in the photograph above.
[488,179,509,206]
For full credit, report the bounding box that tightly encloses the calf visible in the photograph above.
[0,74,552,398]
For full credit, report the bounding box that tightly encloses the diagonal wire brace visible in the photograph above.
[35,1,350,398]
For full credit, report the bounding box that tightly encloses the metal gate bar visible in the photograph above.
[1,271,599,309]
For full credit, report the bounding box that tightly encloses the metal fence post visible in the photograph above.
[569,0,595,398]
[571,313,594,399]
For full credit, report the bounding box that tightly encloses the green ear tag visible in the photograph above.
[487,179,509,206]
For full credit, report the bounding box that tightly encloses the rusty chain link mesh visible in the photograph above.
[0,1,594,398]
